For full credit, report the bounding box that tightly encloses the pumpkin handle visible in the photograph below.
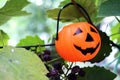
[56,2,93,40]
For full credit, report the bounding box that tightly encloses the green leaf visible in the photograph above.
[111,23,120,43]
[17,35,44,46]
[90,31,112,63]
[0,0,30,25]
[47,0,103,24]
[0,30,9,46]
[47,6,81,20]
[78,66,116,80]
[98,0,120,16]
[0,47,48,80]
[17,35,45,53]
[95,0,108,7]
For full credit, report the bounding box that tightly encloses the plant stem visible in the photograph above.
[17,43,55,48]
[0,43,55,48]
[64,62,74,79]
[110,40,120,50]
[45,57,62,64]
[115,16,120,23]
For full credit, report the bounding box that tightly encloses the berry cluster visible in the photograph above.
[38,49,51,61]
[38,49,62,79]
[46,62,63,80]
[46,62,63,79]
[38,49,85,80]
[68,66,85,80]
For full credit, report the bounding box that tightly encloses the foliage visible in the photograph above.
[0,30,9,46]
[17,35,45,53]
[0,47,48,80]
[47,0,102,24]
[98,0,120,16]
[0,0,120,80]
[111,23,120,43]
[0,0,30,25]
[78,66,116,80]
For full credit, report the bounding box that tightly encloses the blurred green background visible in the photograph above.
[0,0,61,46]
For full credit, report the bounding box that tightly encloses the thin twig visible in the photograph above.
[17,43,55,47]
[0,43,55,48]
[45,57,62,64]
[115,16,120,23]
[110,40,120,50]
[64,62,74,79]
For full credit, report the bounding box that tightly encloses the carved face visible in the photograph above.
[55,22,101,62]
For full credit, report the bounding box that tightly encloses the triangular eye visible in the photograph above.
[74,28,82,35]
[90,26,97,33]
[86,33,94,42]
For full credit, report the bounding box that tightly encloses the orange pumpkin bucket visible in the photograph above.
[55,3,101,62]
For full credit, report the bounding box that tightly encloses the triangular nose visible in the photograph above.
[86,33,93,42]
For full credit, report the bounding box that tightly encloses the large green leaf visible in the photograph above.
[78,66,116,80]
[17,35,45,53]
[0,47,48,80]
[89,31,112,63]
[98,0,120,16]
[0,0,30,25]
[0,30,9,46]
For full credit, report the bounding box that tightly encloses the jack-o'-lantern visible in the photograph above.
[55,22,101,62]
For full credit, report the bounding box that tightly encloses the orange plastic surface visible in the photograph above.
[55,22,101,62]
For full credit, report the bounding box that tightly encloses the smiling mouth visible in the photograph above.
[74,43,100,55]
